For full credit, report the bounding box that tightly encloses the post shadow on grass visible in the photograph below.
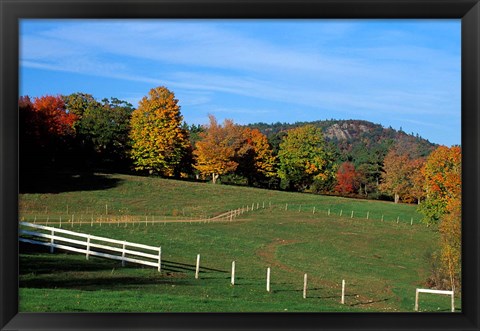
[19,170,123,194]
[162,260,227,273]
[349,298,389,306]
[274,287,323,293]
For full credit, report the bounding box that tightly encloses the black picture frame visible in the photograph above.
[1,0,479,330]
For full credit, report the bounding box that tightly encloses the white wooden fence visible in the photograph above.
[19,222,162,271]
[415,288,455,312]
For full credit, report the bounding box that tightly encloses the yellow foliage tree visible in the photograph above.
[193,115,247,184]
[130,86,190,177]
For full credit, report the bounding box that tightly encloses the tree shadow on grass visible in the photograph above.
[20,171,123,194]
[20,274,193,291]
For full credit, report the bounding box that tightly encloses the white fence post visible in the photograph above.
[303,273,308,299]
[231,261,235,286]
[341,279,345,304]
[451,289,455,312]
[415,289,419,311]
[266,267,271,292]
[50,229,55,253]
[121,241,126,267]
[158,247,162,272]
[86,235,91,260]
[195,254,200,279]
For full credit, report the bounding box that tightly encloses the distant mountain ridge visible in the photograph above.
[247,119,437,161]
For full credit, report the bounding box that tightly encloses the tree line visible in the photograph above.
[19,86,461,290]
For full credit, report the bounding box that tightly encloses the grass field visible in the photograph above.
[18,173,459,313]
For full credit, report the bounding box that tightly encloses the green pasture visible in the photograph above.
[18,173,459,312]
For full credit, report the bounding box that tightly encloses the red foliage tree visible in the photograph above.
[335,162,359,195]
[32,95,77,137]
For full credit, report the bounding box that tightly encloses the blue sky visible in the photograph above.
[20,19,461,146]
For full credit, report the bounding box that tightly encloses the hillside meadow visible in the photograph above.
[18,173,458,312]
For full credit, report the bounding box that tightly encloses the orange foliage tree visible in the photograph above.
[237,128,276,185]
[419,146,461,224]
[419,145,461,290]
[130,87,190,177]
[193,115,247,184]
[380,148,425,203]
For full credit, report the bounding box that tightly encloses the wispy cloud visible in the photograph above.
[20,19,461,145]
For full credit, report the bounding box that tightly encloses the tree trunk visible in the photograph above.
[212,173,219,184]
[394,193,399,204]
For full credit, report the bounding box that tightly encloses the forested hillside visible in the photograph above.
[20,88,438,203]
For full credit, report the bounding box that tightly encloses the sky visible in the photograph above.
[19,19,461,146]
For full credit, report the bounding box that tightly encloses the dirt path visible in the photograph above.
[255,238,394,310]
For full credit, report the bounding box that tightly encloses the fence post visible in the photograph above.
[86,235,91,260]
[195,254,200,279]
[231,261,235,286]
[303,273,308,299]
[340,209,343,217]
[328,208,330,216]
[351,211,354,218]
[266,267,271,292]
[285,203,288,211]
[415,289,419,311]
[397,216,400,224]
[313,207,315,214]
[121,241,126,267]
[451,288,455,312]
[411,218,413,225]
[158,247,162,272]
[50,229,55,253]
[341,279,345,304]
[367,211,369,219]
[59,216,62,228]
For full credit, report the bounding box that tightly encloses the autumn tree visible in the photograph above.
[409,158,427,204]
[277,125,336,191]
[438,197,461,291]
[236,128,276,186]
[32,95,77,138]
[379,148,426,203]
[419,145,461,291]
[130,86,190,177]
[19,95,79,190]
[335,162,359,195]
[193,115,247,184]
[419,146,461,225]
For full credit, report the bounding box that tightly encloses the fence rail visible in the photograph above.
[19,222,162,271]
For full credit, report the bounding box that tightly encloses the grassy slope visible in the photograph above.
[19,173,456,312]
